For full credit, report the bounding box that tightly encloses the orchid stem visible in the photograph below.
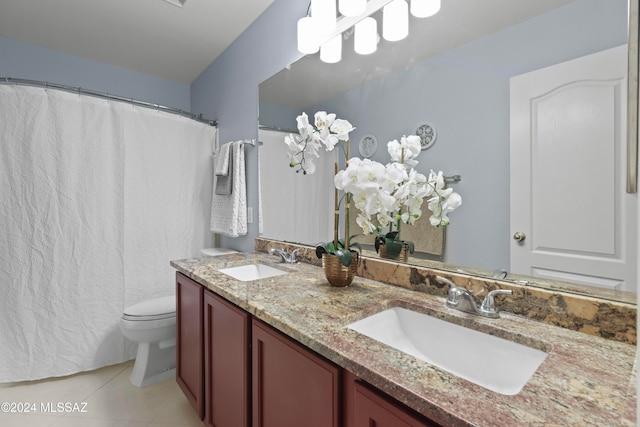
[334,161,339,251]
[344,139,350,252]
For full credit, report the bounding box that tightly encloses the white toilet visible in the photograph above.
[120,295,176,387]
[120,249,237,387]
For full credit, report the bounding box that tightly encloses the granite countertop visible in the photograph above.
[171,252,636,427]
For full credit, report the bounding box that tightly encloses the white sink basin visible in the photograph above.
[347,307,547,395]
[217,263,288,282]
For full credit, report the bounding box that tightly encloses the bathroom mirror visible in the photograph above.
[259,0,638,303]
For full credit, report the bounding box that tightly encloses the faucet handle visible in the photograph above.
[436,276,472,304]
[268,247,298,263]
[480,289,512,313]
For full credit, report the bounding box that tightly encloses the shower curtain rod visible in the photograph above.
[1,77,217,127]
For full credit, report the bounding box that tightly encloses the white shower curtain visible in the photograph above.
[0,85,215,382]
[259,129,333,245]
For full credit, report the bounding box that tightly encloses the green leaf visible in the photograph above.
[349,242,363,254]
[406,240,415,254]
[385,231,399,240]
[384,237,404,258]
[316,243,332,258]
[374,235,386,253]
[334,249,353,267]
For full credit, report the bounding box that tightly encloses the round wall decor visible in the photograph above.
[358,134,378,158]
[416,122,437,150]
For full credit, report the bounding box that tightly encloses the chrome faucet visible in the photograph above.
[492,268,508,280]
[268,247,299,264]
[436,276,512,318]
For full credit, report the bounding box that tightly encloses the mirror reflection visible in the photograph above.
[259,0,636,302]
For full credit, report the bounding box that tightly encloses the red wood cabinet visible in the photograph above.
[176,272,204,419]
[203,289,250,427]
[176,273,440,426]
[344,371,439,427]
[252,318,341,427]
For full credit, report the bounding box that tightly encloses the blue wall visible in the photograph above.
[194,0,628,264]
[191,0,305,251]
[0,36,190,111]
[306,0,627,270]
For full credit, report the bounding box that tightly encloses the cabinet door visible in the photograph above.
[344,371,438,427]
[204,289,250,427]
[252,319,340,427]
[176,272,204,419]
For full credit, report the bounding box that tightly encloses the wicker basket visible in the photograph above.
[379,243,409,263]
[321,252,358,287]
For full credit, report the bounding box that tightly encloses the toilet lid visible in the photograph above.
[123,295,175,320]
[202,248,238,256]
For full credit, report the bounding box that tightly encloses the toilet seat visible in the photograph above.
[202,248,237,256]
[120,295,177,387]
[123,295,175,321]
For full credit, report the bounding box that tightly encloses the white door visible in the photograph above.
[510,45,637,292]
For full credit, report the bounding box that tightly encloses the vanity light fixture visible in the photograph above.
[320,34,343,63]
[298,16,320,54]
[339,0,366,17]
[312,0,337,36]
[354,17,378,55]
[410,0,441,18]
[299,0,440,63]
[383,0,409,42]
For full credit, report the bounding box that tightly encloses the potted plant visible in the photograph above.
[334,135,462,261]
[284,111,360,286]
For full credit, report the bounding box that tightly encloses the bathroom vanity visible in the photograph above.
[172,251,636,426]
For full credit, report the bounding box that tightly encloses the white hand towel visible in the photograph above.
[215,145,233,195]
[210,141,247,237]
[214,141,232,176]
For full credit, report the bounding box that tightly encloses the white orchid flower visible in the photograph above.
[323,135,339,151]
[425,170,462,226]
[334,157,364,192]
[356,213,377,234]
[330,118,355,141]
[387,139,402,161]
[401,208,421,225]
[314,111,335,129]
[427,170,446,193]
[387,135,421,167]
[382,163,406,192]
[364,189,397,217]
[376,211,394,228]
[401,135,421,159]
[296,112,310,135]
[355,159,386,186]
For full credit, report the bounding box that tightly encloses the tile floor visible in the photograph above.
[0,361,202,427]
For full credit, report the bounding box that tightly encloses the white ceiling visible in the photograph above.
[0,0,275,84]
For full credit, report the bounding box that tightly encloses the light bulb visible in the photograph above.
[297,17,319,54]
[410,0,441,18]
[312,0,337,36]
[383,0,408,42]
[339,0,366,17]
[320,34,342,63]
[354,17,377,55]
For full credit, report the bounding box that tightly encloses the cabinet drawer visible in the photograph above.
[345,371,438,427]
